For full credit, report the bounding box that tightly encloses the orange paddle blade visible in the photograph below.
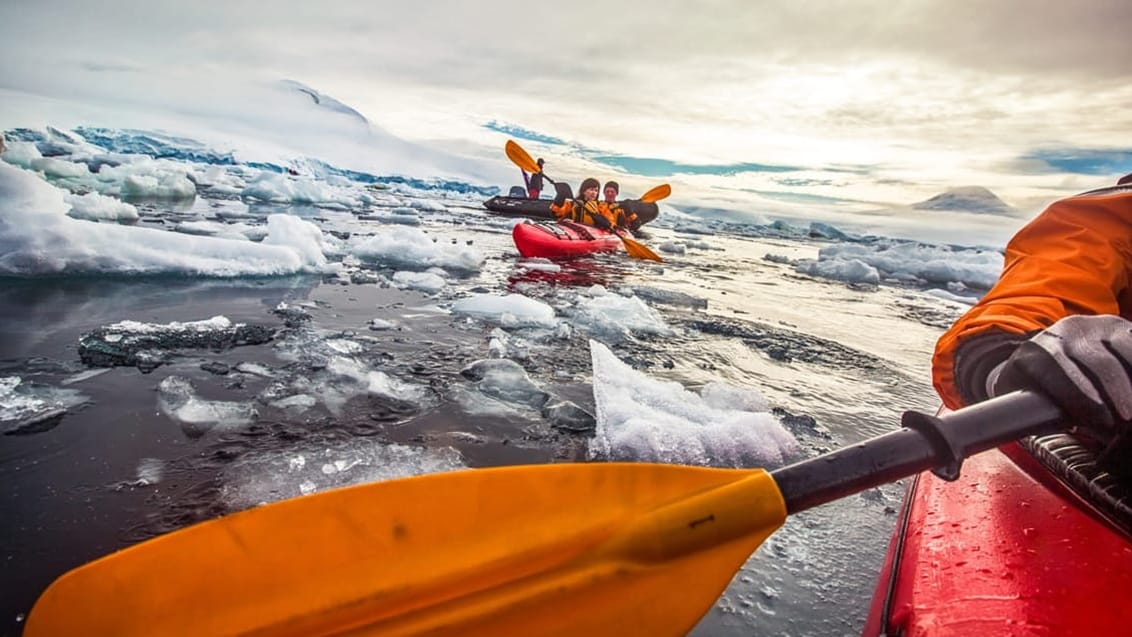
[620,234,663,262]
[26,463,786,637]
[640,184,671,203]
[505,139,542,174]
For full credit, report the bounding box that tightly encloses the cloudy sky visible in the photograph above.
[2,0,1130,234]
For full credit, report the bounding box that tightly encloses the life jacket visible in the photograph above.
[603,200,637,228]
[551,199,614,228]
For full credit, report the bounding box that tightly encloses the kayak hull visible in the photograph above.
[484,196,659,228]
[511,221,624,259]
[863,440,1132,636]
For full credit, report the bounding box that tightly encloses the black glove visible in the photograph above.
[992,314,1132,449]
[590,213,612,230]
[553,182,572,206]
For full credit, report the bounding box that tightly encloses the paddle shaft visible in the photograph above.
[772,391,1063,514]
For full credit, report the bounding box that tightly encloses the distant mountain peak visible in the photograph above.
[912,186,1014,215]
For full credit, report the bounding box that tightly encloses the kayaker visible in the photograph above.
[600,180,632,230]
[933,173,1132,471]
[524,158,545,199]
[601,180,641,231]
[551,177,615,230]
[602,180,619,204]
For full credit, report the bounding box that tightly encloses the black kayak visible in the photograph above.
[482,196,659,228]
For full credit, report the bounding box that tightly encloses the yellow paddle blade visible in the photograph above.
[505,139,541,174]
[26,463,785,637]
[621,234,663,262]
[640,183,671,203]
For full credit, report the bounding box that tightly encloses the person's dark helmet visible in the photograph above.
[603,181,619,194]
[537,158,545,166]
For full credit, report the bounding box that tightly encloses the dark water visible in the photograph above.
[0,209,959,636]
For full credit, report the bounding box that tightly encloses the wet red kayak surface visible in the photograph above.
[512,220,624,259]
[864,443,1132,636]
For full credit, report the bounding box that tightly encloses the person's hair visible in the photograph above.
[603,181,619,194]
[579,177,600,193]
[537,158,544,166]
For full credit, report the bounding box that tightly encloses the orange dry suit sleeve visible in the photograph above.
[932,188,1132,409]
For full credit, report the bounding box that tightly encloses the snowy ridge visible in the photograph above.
[280,79,370,124]
[4,126,499,196]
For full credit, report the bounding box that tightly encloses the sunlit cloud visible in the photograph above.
[2,0,1129,241]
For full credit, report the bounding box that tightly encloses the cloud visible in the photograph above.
[2,0,1130,211]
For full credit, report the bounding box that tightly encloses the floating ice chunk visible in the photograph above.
[349,226,483,272]
[451,293,557,329]
[241,171,357,208]
[460,359,549,409]
[392,270,446,293]
[1,141,44,168]
[0,376,88,434]
[233,362,276,377]
[64,191,140,222]
[173,220,257,241]
[134,458,165,486]
[0,163,334,277]
[122,172,196,199]
[449,385,524,417]
[262,213,329,270]
[409,199,448,212]
[795,257,880,285]
[325,339,364,355]
[570,293,671,340]
[157,375,257,438]
[588,340,798,467]
[487,327,529,360]
[516,258,561,273]
[368,318,397,331]
[38,157,92,179]
[324,356,427,403]
[221,441,466,509]
[798,241,1004,290]
[270,394,318,411]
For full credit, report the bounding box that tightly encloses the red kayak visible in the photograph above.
[511,220,625,259]
[863,431,1132,636]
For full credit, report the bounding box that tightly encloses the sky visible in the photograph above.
[2,0,1131,230]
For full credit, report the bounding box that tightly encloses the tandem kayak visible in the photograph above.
[863,430,1132,636]
[512,220,626,259]
[484,196,660,229]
